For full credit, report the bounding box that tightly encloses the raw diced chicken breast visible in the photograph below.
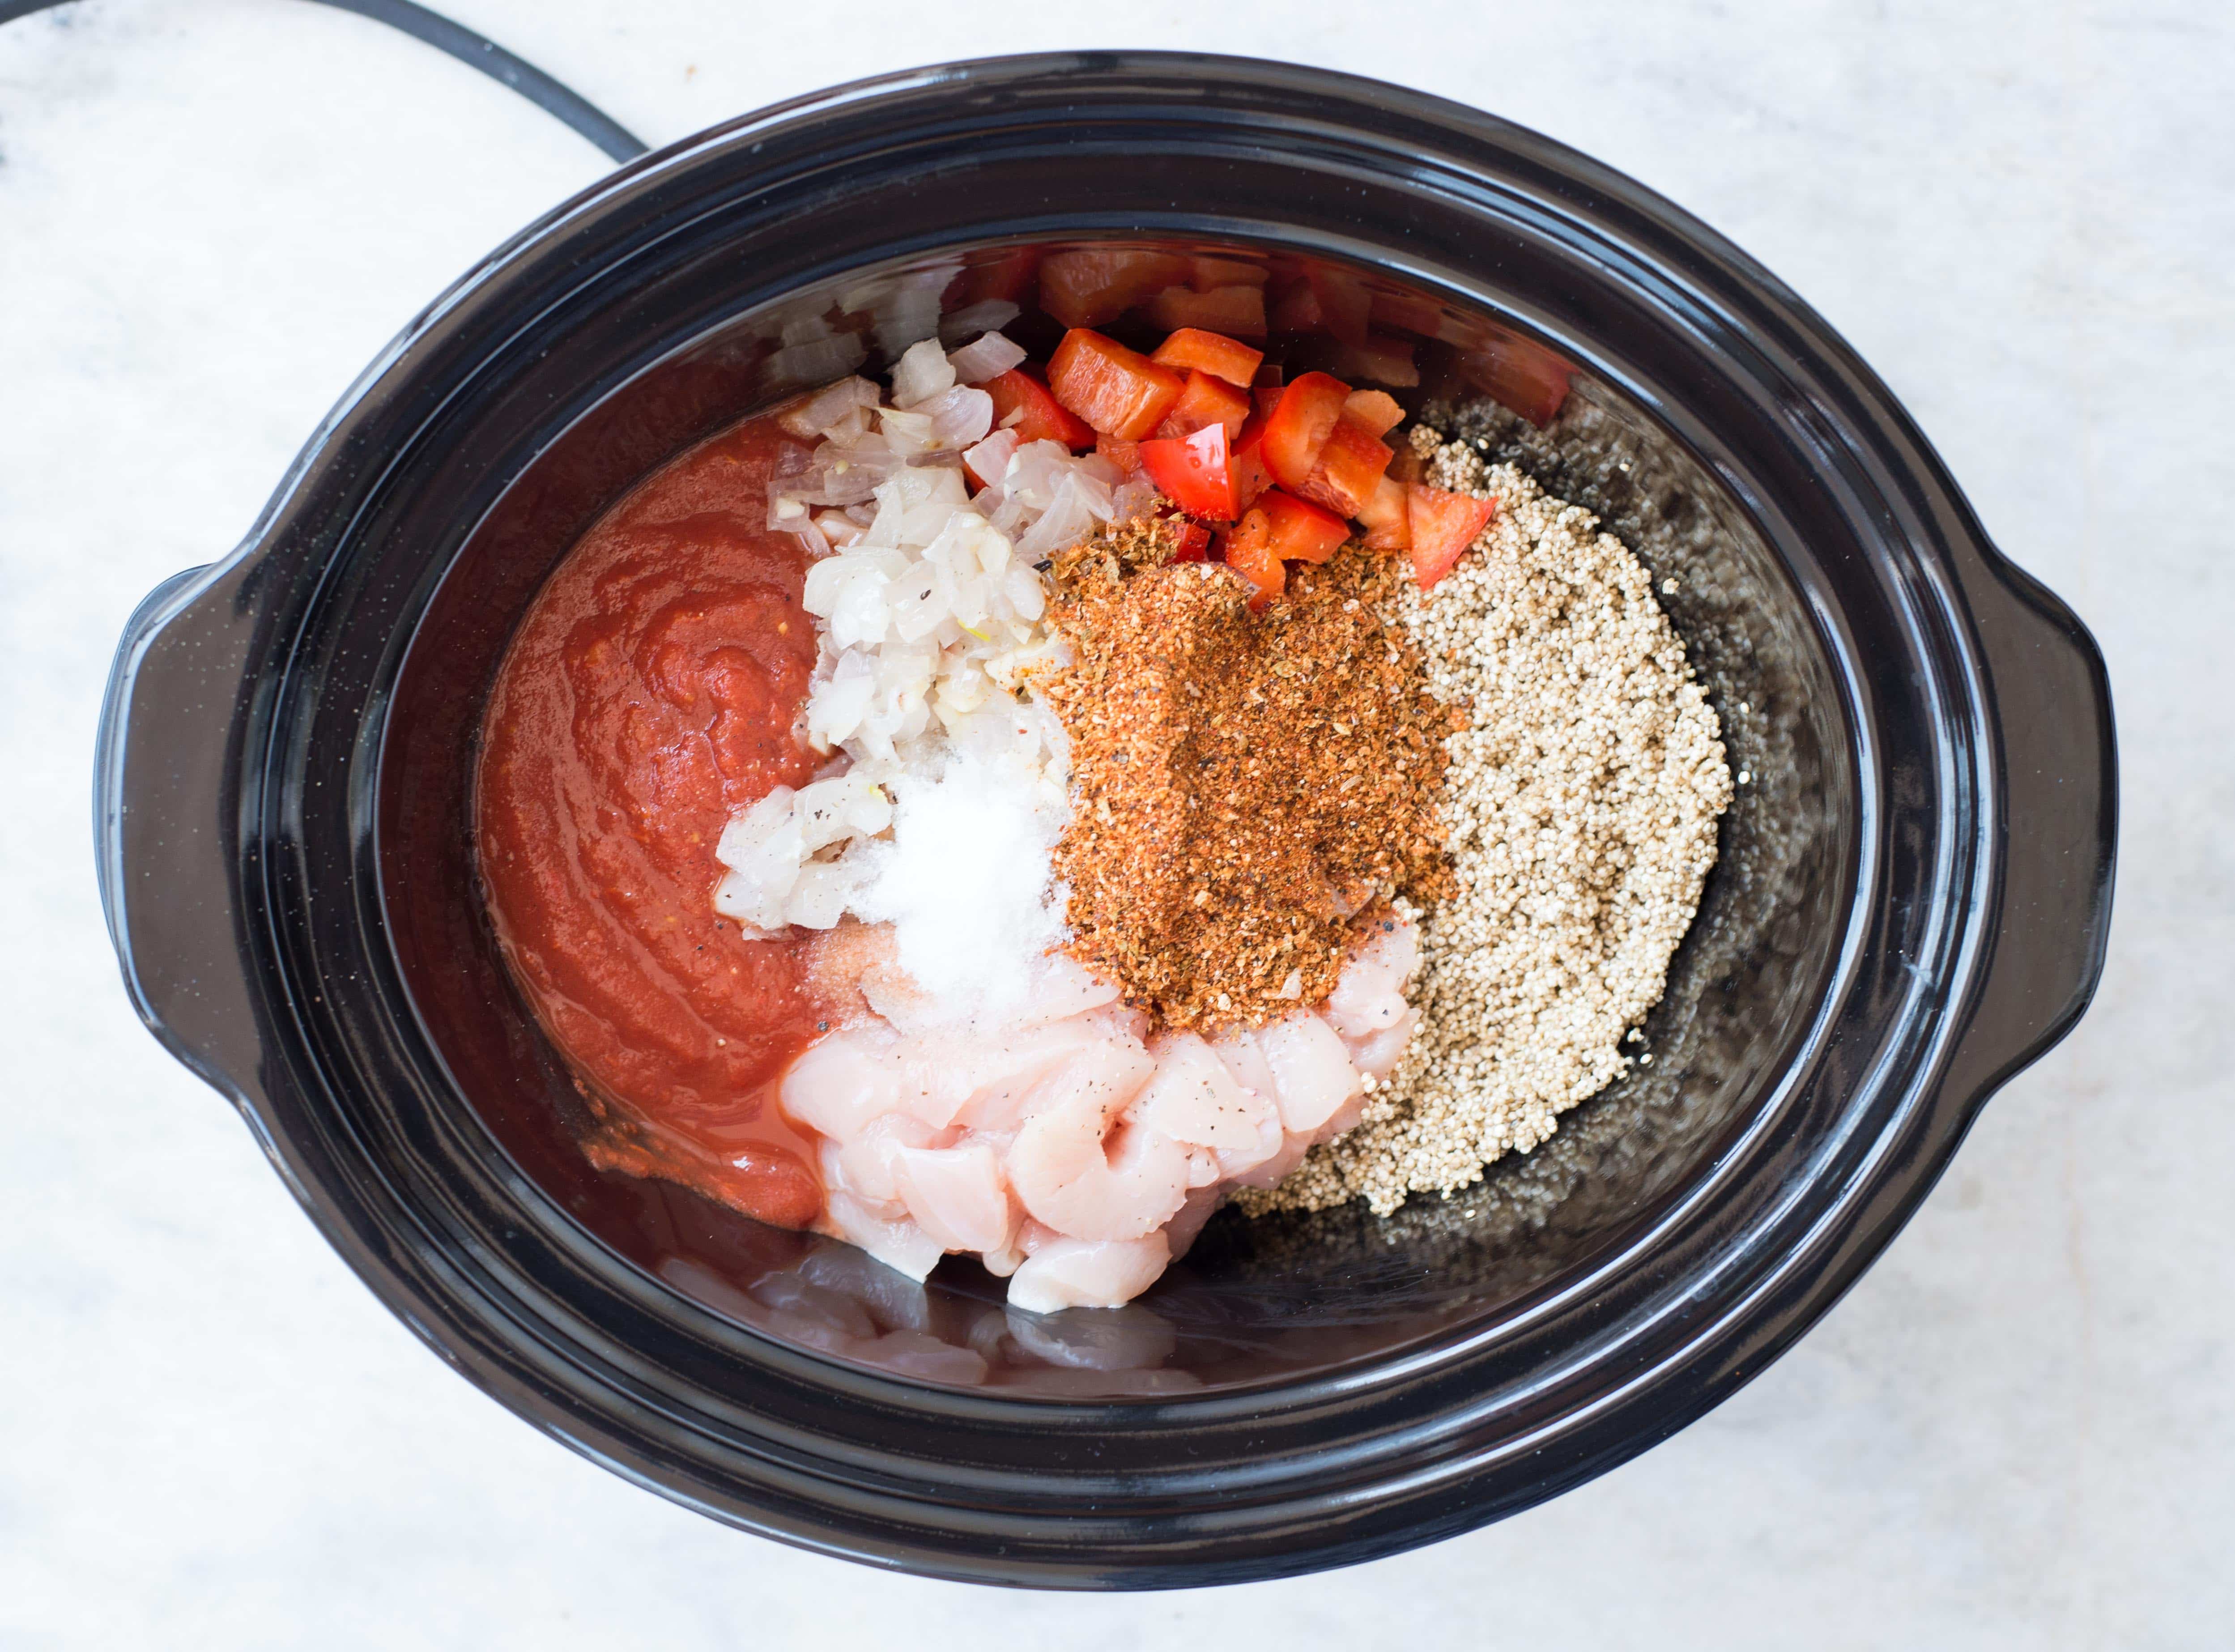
[787,910,1419,1311]
[1228,1129,1314,1192]
[1136,1034,1262,1151]
[1342,1007,1419,1080]
[1006,1050,1189,1240]
[1206,1027,1278,1099]
[1322,954,1409,1040]
[1148,1031,1285,1179]
[1253,1011,1365,1134]
[779,1027,903,1138]
[821,1188,944,1281]
[944,1011,1147,1136]
[891,1141,1014,1253]
[822,1110,944,1206]
[1006,1233,1172,1314]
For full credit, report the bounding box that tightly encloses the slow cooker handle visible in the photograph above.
[94,556,275,1114]
[1946,550,2118,1107]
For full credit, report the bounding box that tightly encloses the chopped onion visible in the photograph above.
[946,329,1028,384]
[963,429,1019,490]
[890,337,958,409]
[780,376,881,438]
[919,385,995,448]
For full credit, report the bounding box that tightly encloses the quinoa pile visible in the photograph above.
[1240,426,1733,1215]
[1039,533,1455,1032]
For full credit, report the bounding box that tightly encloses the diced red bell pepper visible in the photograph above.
[1252,384,1284,419]
[1294,413,1393,518]
[1150,327,1265,389]
[1190,255,1270,291]
[1407,483,1497,588]
[1172,521,1212,563]
[1046,328,1187,441]
[1341,388,1406,437]
[1096,433,1143,475]
[1467,326,1573,426]
[1154,370,1251,441]
[1357,473,1410,552]
[1147,285,1268,339]
[1260,371,1352,491]
[1257,488,1351,565]
[1037,249,1191,329]
[1231,414,1275,513]
[1219,509,1283,609]
[1139,423,1238,522]
[983,366,1095,450]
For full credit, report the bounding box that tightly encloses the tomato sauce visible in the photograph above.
[477,412,827,1230]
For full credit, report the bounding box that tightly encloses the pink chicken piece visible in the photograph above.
[891,1141,1015,1254]
[1253,1011,1365,1135]
[775,910,1422,1311]
[1005,1047,1192,1241]
[1322,912,1423,1078]
[1006,1232,1173,1315]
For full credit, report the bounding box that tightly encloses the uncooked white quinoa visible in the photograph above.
[1244,426,1733,1216]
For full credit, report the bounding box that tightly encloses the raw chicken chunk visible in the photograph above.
[785,910,1420,1310]
[1006,1234,1172,1315]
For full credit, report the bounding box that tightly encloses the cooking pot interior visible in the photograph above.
[380,238,1853,1397]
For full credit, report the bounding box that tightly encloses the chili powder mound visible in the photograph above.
[1039,533,1457,1032]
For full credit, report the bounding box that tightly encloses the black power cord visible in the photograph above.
[0,0,649,163]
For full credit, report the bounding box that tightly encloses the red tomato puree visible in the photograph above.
[477,411,827,1229]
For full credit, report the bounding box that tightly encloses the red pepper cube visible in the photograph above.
[1047,328,1188,441]
[1260,371,1352,491]
[1340,388,1406,438]
[1150,327,1266,389]
[1172,521,1213,563]
[1407,483,1497,588]
[983,366,1095,450]
[1095,433,1144,475]
[1154,370,1252,441]
[1220,508,1284,609]
[1231,414,1276,514]
[1140,424,1239,522]
[1256,488,1352,565]
[1294,413,1394,518]
[1357,473,1411,552]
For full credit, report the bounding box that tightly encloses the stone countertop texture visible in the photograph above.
[1,2,2226,1646]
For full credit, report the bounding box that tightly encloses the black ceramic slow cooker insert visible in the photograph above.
[94,54,2116,1588]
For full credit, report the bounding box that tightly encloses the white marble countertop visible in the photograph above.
[2,1,2228,1645]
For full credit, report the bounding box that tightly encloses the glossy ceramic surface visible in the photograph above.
[95,54,2115,1586]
